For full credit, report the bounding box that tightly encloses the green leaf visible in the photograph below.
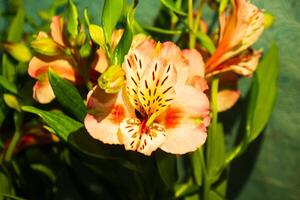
[7,8,25,42]
[88,24,105,48]
[0,168,15,200]
[195,31,216,54]
[247,43,280,142]
[156,151,177,189]
[22,106,83,141]
[191,150,203,186]
[67,0,79,38]
[48,70,86,121]
[160,0,187,16]
[206,123,225,179]
[0,75,17,94]
[175,182,199,198]
[2,54,16,83]
[0,97,9,127]
[102,0,124,46]
[112,2,136,65]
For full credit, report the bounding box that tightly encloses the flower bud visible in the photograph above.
[76,32,86,46]
[3,42,32,62]
[264,12,275,29]
[98,65,125,93]
[3,93,22,111]
[31,37,62,56]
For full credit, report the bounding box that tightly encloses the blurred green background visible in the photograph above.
[1,0,299,199]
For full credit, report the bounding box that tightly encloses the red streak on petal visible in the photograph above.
[164,107,182,129]
[110,104,125,124]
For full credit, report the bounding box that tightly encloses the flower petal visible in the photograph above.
[28,56,78,82]
[33,79,55,104]
[50,16,65,46]
[84,86,134,144]
[206,0,264,73]
[138,58,176,117]
[217,89,240,112]
[158,85,210,154]
[182,49,205,78]
[119,118,166,156]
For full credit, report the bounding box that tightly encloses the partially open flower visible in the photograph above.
[85,39,210,156]
[28,16,82,104]
[204,0,264,111]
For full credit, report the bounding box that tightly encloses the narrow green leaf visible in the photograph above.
[219,0,229,14]
[175,182,199,198]
[67,0,79,38]
[48,70,86,121]
[156,151,177,189]
[0,169,15,199]
[206,123,225,179]
[0,97,9,127]
[160,0,187,16]
[7,8,25,42]
[0,75,17,94]
[191,150,203,186]
[22,106,83,141]
[195,31,216,54]
[112,3,136,65]
[247,43,280,142]
[2,54,16,83]
[102,0,124,46]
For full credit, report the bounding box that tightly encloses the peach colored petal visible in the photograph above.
[50,16,65,46]
[188,76,209,92]
[28,56,77,82]
[217,89,240,112]
[119,118,166,156]
[158,85,210,154]
[206,49,262,77]
[33,79,55,104]
[182,49,205,78]
[92,48,110,73]
[111,29,124,50]
[84,86,134,144]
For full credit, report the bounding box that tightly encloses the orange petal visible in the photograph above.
[84,86,134,144]
[206,0,264,73]
[158,85,210,154]
[28,56,78,82]
[217,89,240,112]
[50,16,65,46]
[33,79,55,104]
[92,48,110,73]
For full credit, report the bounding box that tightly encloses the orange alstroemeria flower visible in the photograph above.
[28,16,82,104]
[84,39,210,156]
[205,0,264,111]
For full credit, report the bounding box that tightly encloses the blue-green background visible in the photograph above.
[1,0,299,199]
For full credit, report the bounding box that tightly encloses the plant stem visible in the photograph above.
[203,77,219,200]
[4,112,22,162]
[4,129,21,162]
[188,0,195,48]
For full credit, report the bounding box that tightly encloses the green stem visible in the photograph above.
[188,0,195,48]
[193,0,206,33]
[4,129,21,162]
[4,112,22,162]
[204,77,219,200]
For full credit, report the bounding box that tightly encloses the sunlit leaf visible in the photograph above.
[67,0,79,38]
[175,182,199,198]
[102,0,124,46]
[88,24,105,48]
